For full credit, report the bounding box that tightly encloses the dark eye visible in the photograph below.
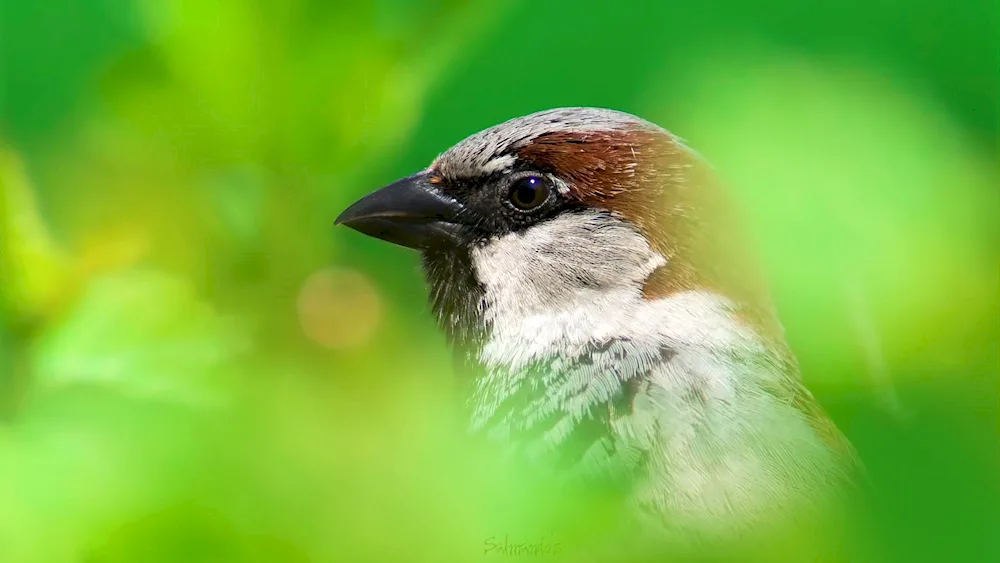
[508,176,550,211]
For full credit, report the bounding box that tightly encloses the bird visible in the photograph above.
[335,107,864,555]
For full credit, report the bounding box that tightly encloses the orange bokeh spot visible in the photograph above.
[297,267,382,349]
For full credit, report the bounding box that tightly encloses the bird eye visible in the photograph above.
[508,176,550,211]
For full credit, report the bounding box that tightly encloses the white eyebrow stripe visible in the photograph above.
[480,154,516,175]
[552,177,572,196]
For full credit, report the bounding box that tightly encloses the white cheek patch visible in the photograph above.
[468,209,762,372]
[470,211,662,320]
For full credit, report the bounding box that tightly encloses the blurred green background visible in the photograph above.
[0,1,997,561]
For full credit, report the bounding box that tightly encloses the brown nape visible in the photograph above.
[517,125,784,344]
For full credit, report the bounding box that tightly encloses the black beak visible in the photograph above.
[335,172,465,250]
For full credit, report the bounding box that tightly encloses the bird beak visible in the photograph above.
[335,171,465,250]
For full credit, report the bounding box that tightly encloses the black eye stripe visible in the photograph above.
[429,168,570,241]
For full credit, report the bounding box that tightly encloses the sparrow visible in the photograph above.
[336,108,862,550]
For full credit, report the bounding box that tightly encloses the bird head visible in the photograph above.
[337,108,774,353]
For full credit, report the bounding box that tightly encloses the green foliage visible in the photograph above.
[0,0,996,561]
[32,270,247,403]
